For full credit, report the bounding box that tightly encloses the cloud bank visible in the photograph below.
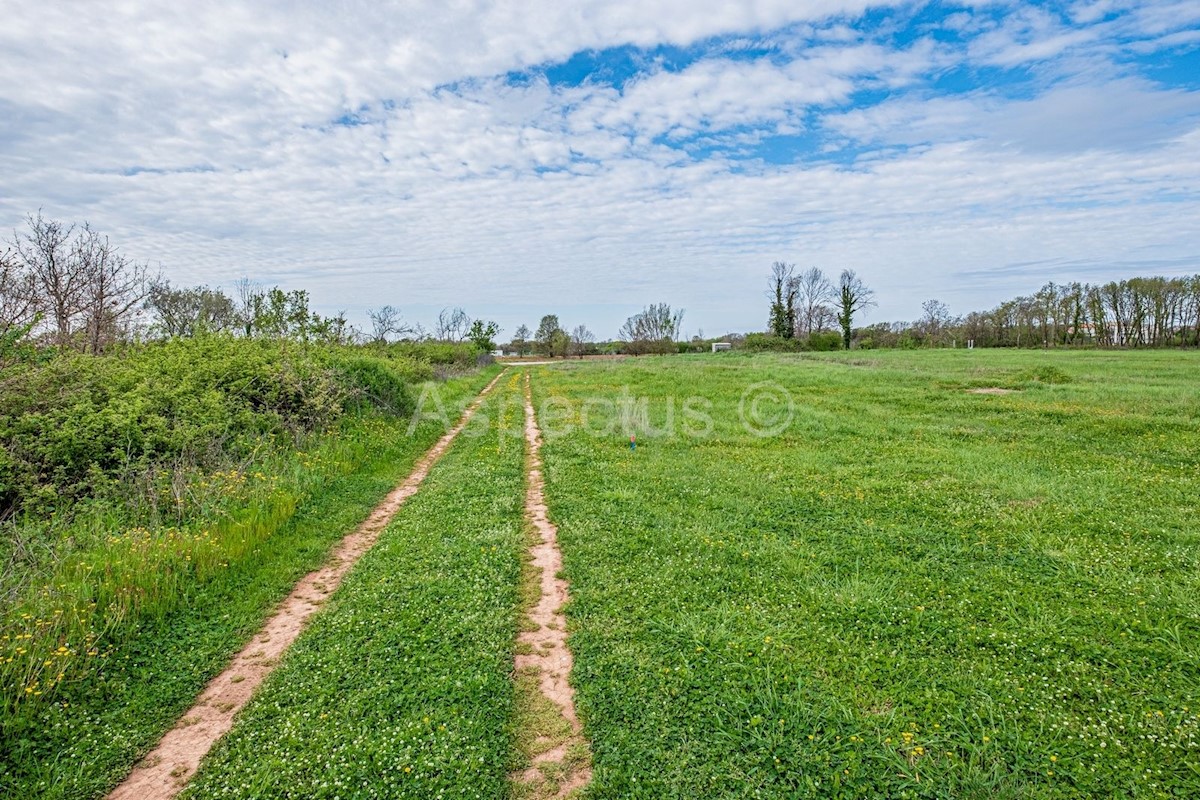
[1,0,1197,336]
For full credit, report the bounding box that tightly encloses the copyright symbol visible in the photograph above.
[738,381,794,438]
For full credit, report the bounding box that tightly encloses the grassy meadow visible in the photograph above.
[5,348,1198,799]
[531,350,1200,798]
[0,349,499,798]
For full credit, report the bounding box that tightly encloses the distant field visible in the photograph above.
[532,350,1200,798]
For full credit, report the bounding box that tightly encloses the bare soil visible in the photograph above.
[107,371,507,800]
[511,373,592,798]
[967,387,1019,395]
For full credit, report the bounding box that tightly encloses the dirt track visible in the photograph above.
[107,370,507,800]
[512,373,592,797]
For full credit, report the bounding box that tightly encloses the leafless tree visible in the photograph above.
[434,306,472,341]
[569,324,593,358]
[10,212,86,347]
[232,277,263,336]
[74,224,150,353]
[918,298,952,346]
[367,304,411,343]
[794,267,835,338]
[0,248,39,338]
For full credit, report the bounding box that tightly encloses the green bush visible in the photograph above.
[382,340,479,368]
[0,336,425,518]
[741,333,804,352]
[806,331,842,351]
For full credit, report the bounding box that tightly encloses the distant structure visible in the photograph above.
[711,342,732,352]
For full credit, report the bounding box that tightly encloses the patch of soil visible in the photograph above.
[967,387,1018,395]
[510,373,592,799]
[107,370,508,800]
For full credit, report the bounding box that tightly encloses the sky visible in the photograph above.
[1,0,1198,340]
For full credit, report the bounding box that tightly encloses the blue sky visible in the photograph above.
[1,0,1198,338]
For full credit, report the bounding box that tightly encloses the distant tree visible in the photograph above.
[794,267,835,338]
[232,277,263,337]
[767,261,796,338]
[619,303,684,355]
[511,323,531,355]
[0,247,38,340]
[535,314,563,356]
[9,213,149,352]
[836,270,876,350]
[550,328,570,358]
[467,319,501,351]
[146,280,237,337]
[918,299,952,346]
[367,304,411,343]
[74,225,150,354]
[9,212,87,348]
[434,307,472,342]
[569,324,593,358]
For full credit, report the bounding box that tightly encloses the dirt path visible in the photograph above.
[511,373,592,798]
[108,370,507,800]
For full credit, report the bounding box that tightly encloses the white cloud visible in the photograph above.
[0,0,1197,337]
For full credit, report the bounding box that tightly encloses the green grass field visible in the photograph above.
[8,351,1198,799]
[531,350,1200,798]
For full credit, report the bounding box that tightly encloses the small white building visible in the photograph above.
[712,342,732,352]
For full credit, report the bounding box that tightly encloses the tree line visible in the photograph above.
[762,262,1200,350]
[1,213,511,359]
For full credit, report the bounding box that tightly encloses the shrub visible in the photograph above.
[806,331,843,351]
[0,336,425,518]
[741,333,804,352]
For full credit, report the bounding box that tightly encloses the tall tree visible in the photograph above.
[569,324,593,358]
[74,224,149,354]
[511,324,531,355]
[535,314,563,356]
[918,299,951,346]
[0,248,38,340]
[836,269,876,350]
[767,261,795,338]
[10,212,86,348]
[467,319,500,351]
[794,266,834,338]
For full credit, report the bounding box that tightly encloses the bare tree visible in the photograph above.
[918,299,951,346]
[232,277,263,336]
[10,212,86,347]
[0,248,38,338]
[836,270,876,350]
[794,267,835,338]
[434,307,471,341]
[569,324,593,358]
[367,304,411,343]
[619,303,684,355]
[75,224,150,353]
